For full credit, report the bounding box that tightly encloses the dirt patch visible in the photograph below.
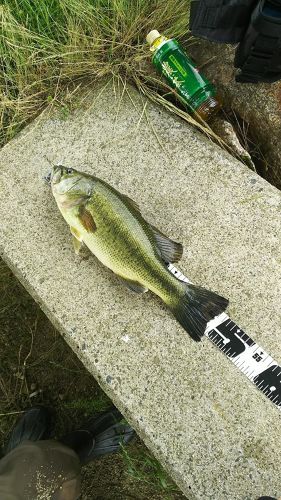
[0,259,186,500]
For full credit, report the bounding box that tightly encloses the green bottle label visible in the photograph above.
[168,54,188,77]
[152,39,217,111]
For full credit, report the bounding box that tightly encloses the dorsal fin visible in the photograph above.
[121,194,140,212]
[121,192,183,262]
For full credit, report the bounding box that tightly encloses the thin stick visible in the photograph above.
[0,411,25,417]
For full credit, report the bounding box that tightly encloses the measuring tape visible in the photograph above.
[167,263,281,412]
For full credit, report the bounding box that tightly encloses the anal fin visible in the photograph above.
[118,276,148,294]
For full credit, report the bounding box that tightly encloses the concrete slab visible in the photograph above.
[0,80,281,499]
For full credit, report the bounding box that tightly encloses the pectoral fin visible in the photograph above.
[150,224,183,263]
[78,206,96,233]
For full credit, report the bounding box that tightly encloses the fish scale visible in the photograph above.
[83,192,173,293]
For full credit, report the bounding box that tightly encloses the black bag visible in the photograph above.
[189,0,281,83]
[189,0,257,43]
[235,0,281,82]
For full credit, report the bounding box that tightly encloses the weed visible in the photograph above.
[0,0,223,149]
[121,442,182,499]
[64,393,112,414]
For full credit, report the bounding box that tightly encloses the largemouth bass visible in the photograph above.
[50,166,228,341]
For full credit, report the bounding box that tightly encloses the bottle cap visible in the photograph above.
[146,30,161,45]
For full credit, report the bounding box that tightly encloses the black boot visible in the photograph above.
[3,406,52,455]
[60,407,135,465]
[257,497,278,500]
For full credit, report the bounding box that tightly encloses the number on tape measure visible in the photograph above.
[166,263,281,411]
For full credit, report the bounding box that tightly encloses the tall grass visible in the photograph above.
[1,0,199,146]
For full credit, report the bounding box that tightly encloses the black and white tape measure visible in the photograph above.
[167,263,281,411]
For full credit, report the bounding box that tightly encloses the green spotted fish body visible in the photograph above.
[51,166,228,341]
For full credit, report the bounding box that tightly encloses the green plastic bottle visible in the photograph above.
[146,30,221,121]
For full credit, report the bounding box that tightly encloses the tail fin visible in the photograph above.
[172,284,228,342]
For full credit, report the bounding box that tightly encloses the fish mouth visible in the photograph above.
[43,165,63,187]
[50,165,63,185]
[44,171,52,184]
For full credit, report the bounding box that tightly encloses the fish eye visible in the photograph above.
[66,168,73,175]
